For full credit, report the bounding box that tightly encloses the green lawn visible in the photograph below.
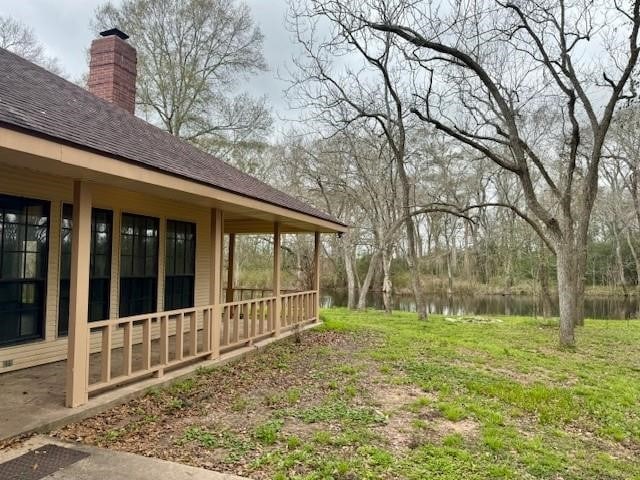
[55,310,640,479]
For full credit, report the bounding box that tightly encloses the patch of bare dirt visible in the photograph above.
[366,377,480,453]
[377,410,417,451]
[432,418,479,438]
[377,406,481,453]
[372,384,424,411]
[280,417,343,440]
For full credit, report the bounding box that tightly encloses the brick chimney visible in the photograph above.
[88,28,137,113]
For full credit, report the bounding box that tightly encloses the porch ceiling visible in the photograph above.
[0,129,346,234]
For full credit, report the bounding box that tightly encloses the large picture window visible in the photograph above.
[165,220,196,310]
[0,194,49,346]
[120,213,159,317]
[58,205,113,336]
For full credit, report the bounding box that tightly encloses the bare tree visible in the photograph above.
[292,129,399,311]
[94,0,272,152]
[0,15,63,75]
[288,1,430,318]
[334,0,640,346]
[606,106,640,287]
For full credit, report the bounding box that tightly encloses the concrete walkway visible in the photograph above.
[0,436,246,479]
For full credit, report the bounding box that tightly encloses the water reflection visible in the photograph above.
[321,290,640,320]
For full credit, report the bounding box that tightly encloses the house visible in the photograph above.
[0,29,346,408]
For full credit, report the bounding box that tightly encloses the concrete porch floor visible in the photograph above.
[0,323,317,441]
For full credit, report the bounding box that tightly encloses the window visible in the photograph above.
[119,213,159,317]
[0,194,49,346]
[58,205,113,336]
[165,220,196,310]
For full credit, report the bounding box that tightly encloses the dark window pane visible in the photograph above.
[58,279,70,336]
[0,311,19,344]
[120,213,158,316]
[0,282,19,309]
[3,222,22,252]
[89,278,110,321]
[94,254,108,278]
[147,254,157,276]
[133,253,145,276]
[94,231,109,254]
[0,194,48,346]
[20,310,37,336]
[61,233,72,254]
[120,234,133,256]
[120,255,132,277]
[164,220,195,311]
[2,252,21,278]
[58,205,113,335]
[166,245,175,276]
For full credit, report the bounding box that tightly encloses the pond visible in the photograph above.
[321,290,640,320]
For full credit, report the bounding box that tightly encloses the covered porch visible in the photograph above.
[0,126,344,432]
[64,190,322,408]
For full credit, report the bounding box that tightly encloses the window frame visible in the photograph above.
[0,194,50,347]
[119,212,160,317]
[164,219,196,311]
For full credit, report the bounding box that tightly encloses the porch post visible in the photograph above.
[313,232,321,321]
[225,233,235,302]
[273,222,281,336]
[209,208,224,359]
[65,180,92,408]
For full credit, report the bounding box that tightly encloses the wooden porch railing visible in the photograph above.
[229,288,273,301]
[220,296,276,349]
[226,287,303,302]
[281,291,318,328]
[86,290,318,394]
[87,305,215,392]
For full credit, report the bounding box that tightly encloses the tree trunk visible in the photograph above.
[444,232,454,295]
[405,216,427,319]
[382,246,393,314]
[343,240,357,310]
[446,249,454,296]
[395,145,427,319]
[463,222,472,280]
[613,226,628,296]
[539,250,553,319]
[556,247,577,347]
[574,240,587,327]
[624,229,640,287]
[357,250,381,310]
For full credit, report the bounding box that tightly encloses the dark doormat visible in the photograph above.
[0,443,90,480]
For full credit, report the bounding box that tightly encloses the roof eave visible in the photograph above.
[0,122,348,233]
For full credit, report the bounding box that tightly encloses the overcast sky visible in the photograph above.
[0,0,298,131]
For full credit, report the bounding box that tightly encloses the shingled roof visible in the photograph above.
[0,48,344,226]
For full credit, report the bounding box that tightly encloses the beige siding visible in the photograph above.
[0,164,212,373]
